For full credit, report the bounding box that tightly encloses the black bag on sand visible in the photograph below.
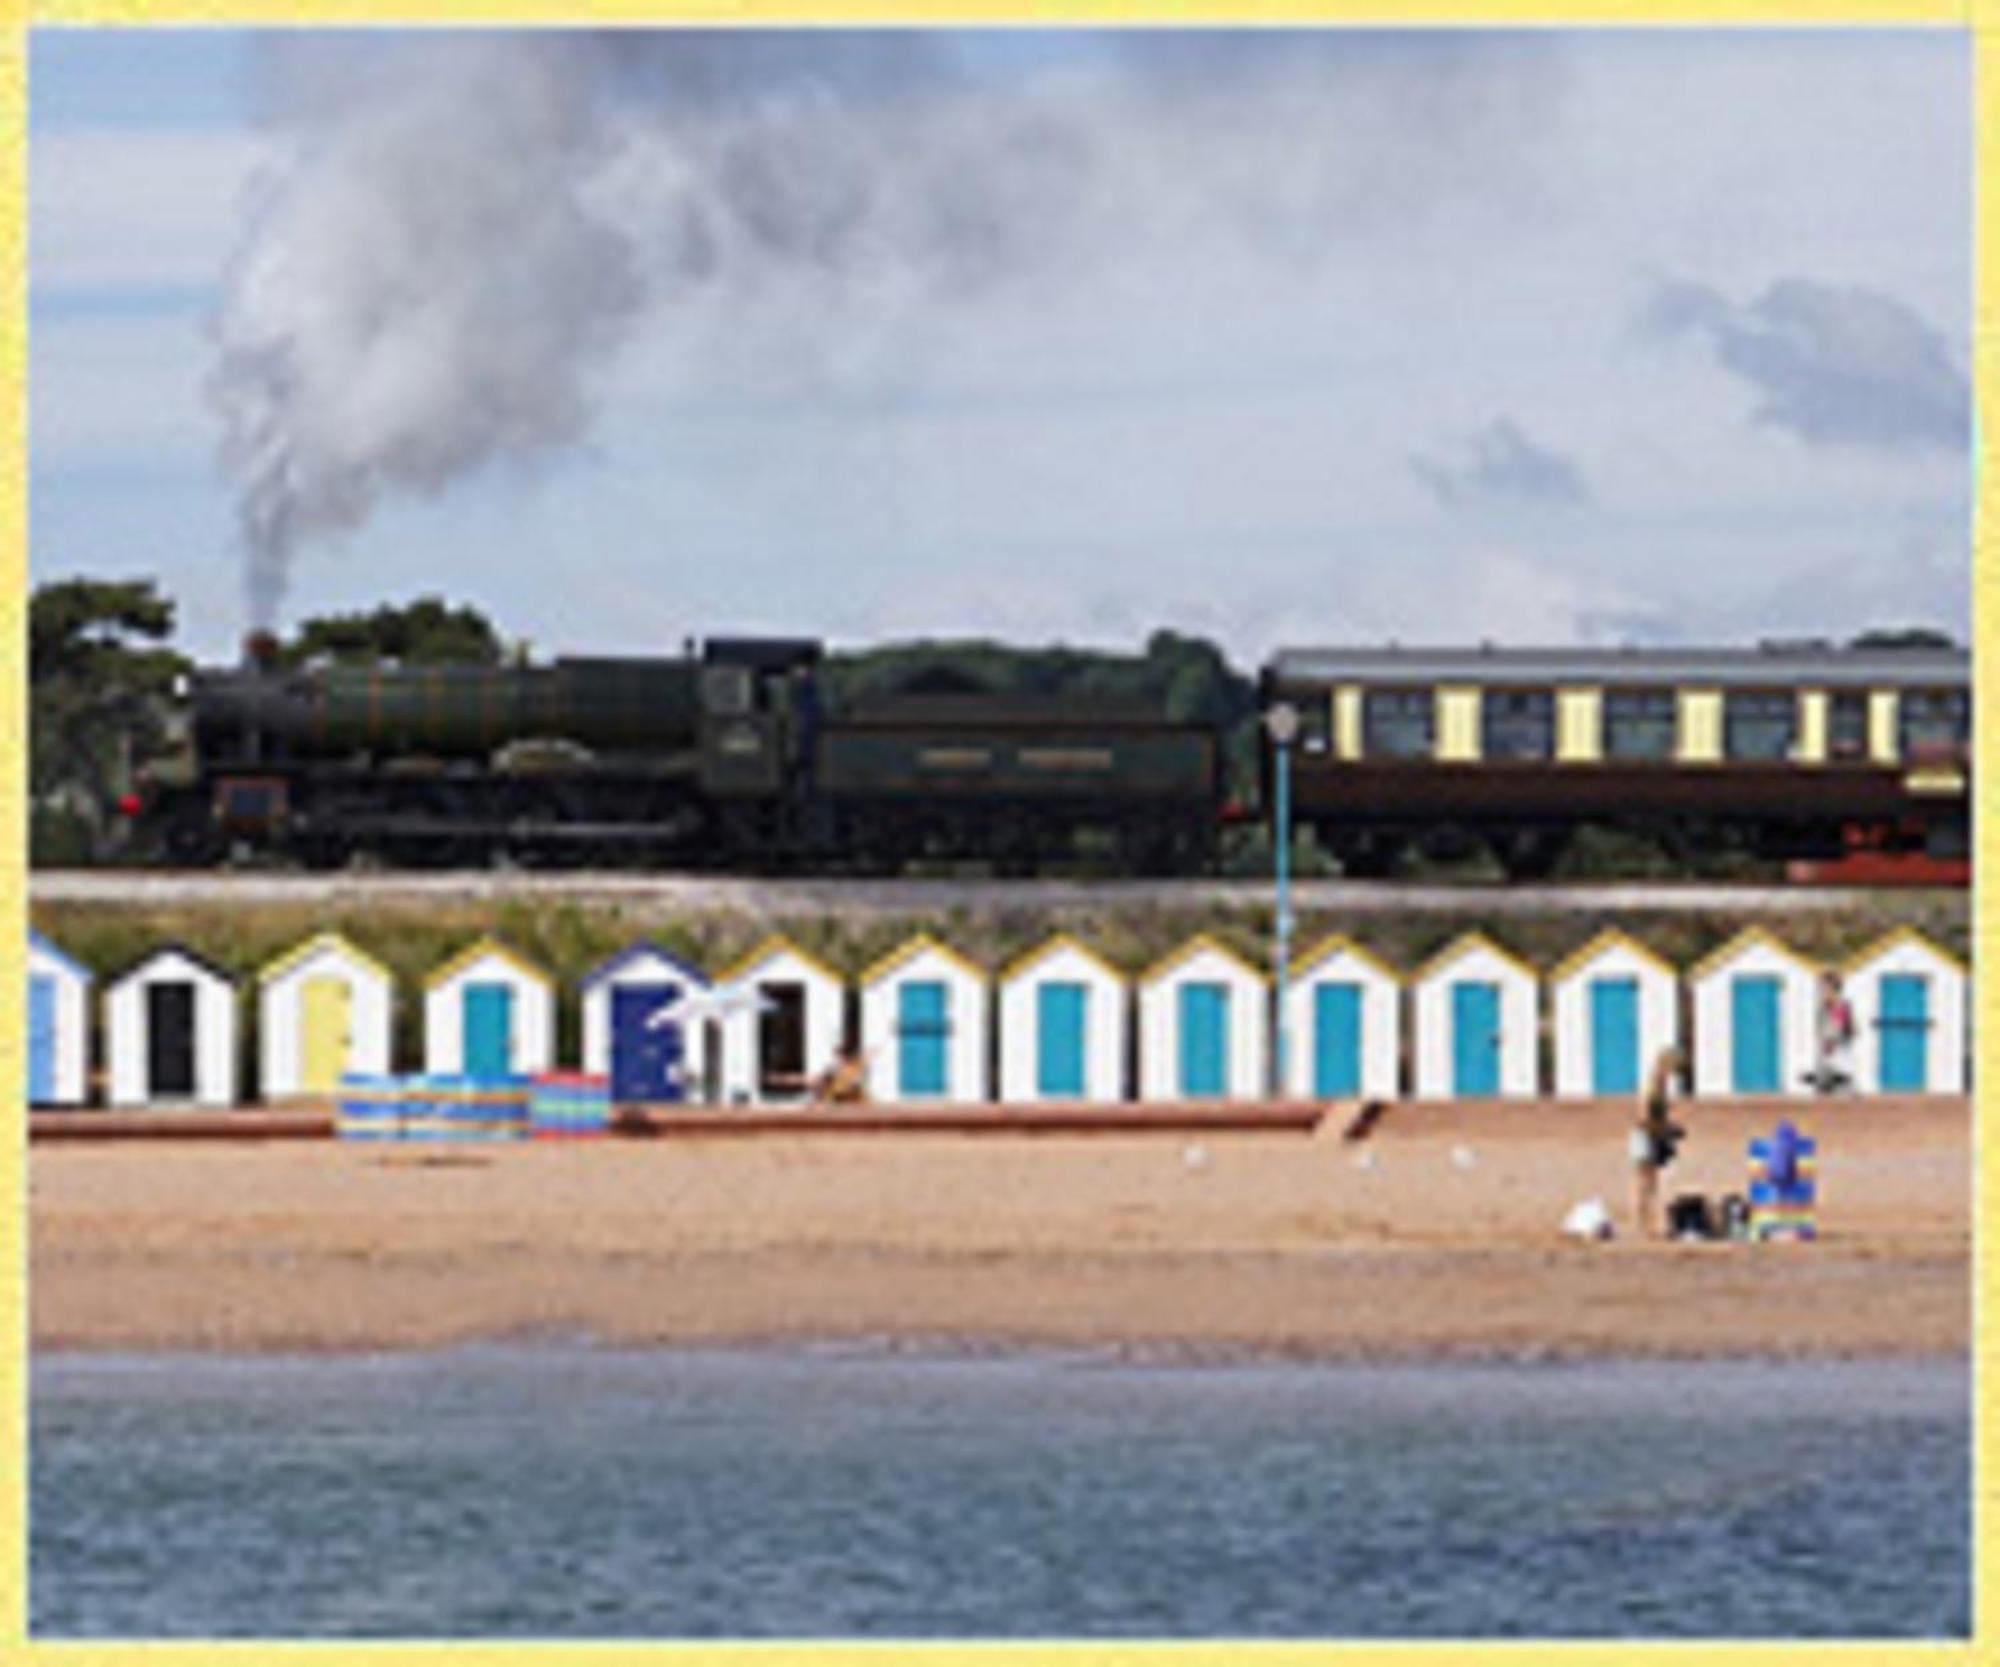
[1667,1193,1717,1239]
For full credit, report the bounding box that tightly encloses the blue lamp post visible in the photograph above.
[1264,701,1300,1099]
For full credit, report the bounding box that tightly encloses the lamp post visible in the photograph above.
[1264,701,1300,1101]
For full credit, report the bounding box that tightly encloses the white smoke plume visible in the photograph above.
[208,31,1563,628]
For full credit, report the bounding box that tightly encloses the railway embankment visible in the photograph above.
[29,870,1966,1074]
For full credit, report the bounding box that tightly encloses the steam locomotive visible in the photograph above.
[142,635,1971,878]
[149,636,1229,872]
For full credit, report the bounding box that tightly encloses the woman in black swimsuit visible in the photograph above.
[1630,1046,1687,1239]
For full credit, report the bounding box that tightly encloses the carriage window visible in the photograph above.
[1724,691,1798,761]
[1296,700,1332,756]
[1480,689,1554,760]
[1827,691,1869,759]
[1898,689,1969,757]
[1602,690,1677,760]
[1362,689,1434,759]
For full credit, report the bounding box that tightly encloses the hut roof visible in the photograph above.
[1000,932,1126,984]
[1688,925,1818,983]
[423,936,549,990]
[1412,930,1537,986]
[579,939,709,989]
[258,930,393,987]
[28,928,92,984]
[1141,933,1266,987]
[860,933,987,988]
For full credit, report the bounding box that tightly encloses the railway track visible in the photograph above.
[29,870,1945,916]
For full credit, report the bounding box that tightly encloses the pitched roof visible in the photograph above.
[257,930,393,987]
[1141,932,1266,986]
[108,941,237,989]
[1688,925,1818,982]
[1288,932,1400,984]
[999,932,1126,985]
[1841,925,1966,976]
[579,938,709,990]
[1412,930,1537,985]
[714,933,845,989]
[860,933,987,988]
[1548,927,1677,984]
[423,936,550,990]
[28,928,92,984]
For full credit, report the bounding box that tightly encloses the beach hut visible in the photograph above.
[715,936,846,1104]
[27,929,92,1107]
[105,944,238,1108]
[1548,929,1681,1100]
[1282,935,1400,1102]
[1411,933,1538,1100]
[1842,929,1967,1095]
[860,935,991,1103]
[257,932,395,1100]
[1138,935,1267,1102]
[997,934,1128,1104]
[580,940,712,1104]
[422,938,555,1079]
[1689,928,1819,1099]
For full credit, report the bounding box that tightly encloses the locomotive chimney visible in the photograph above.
[242,630,280,673]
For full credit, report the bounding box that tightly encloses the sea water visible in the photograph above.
[31,1346,1968,1639]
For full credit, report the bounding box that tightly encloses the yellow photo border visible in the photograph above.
[2,3,1991,1661]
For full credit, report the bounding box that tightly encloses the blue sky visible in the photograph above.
[30,27,1972,663]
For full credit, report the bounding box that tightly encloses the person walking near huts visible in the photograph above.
[1630,1046,1688,1239]
[1813,970,1856,1095]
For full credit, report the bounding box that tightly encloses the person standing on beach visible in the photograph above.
[1630,1046,1687,1239]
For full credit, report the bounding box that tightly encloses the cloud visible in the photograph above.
[1638,276,1968,453]
[1409,418,1591,510]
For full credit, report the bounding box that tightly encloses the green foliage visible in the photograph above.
[279,596,507,668]
[29,579,191,865]
[1848,626,1958,650]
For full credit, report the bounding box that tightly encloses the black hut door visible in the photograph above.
[758,982,807,1095]
[146,981,197,1098]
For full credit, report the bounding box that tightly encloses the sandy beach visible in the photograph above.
[31,1098,1968,1358]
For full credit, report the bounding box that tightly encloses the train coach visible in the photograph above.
[1259,642,1970,878]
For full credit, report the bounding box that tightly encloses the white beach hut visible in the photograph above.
[1689,927,1819,1099]
[1411,933,1539,1101]
[105,944,239,1108]
[1548,929,1681,1100]
[1138,935,1267,1103]
[580,940,712,1104]
[860,935,990,1104]
[27,929,92,1107]
[1282,934,1400,1102]
[257,932,395,1101]
[422,938,555,1079]
[716,935,847,1104]
[1842,928,1967,1096]
[997,934,1128,1104]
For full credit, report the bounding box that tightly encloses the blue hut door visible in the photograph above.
[1589,977,1640,1096]
[1179,983,1229,1098]
[898,980,949,1097]
[28,973,55,1104]
[1878,973,1929,1092]
[1312,982,1363,1098]
[1036,982,1087,1098]
[1730,975,1781,1093]
[463,982,514,1079]
[612,982,684,1103]
[1451,982,1501,1096]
